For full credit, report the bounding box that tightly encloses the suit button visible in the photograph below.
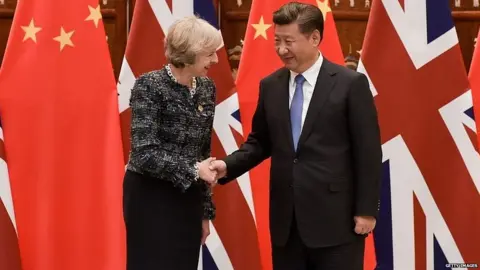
[293,158,298,164]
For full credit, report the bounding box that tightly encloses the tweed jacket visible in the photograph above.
[126,66,216,220]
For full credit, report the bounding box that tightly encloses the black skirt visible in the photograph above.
[123,170,204,270]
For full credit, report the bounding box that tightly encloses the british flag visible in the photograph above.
[0,124,22,269]
[117,0,262,269]
[357,0,480,269]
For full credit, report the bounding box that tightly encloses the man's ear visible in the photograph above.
[311,30,321,46]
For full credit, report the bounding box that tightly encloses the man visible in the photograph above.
[209,2,382,269]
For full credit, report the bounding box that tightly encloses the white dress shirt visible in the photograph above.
[289,53,324,130]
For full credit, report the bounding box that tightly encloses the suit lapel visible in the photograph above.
[276,69,295,151]
[297,60,337,151]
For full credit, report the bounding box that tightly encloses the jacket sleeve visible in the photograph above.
[219,81,271,184]
[128,74,198,192]
[348,73,382,217]
[200,79,216,220]
[200,133,215,220]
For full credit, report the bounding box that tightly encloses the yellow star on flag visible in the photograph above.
[21,19,42,43]
[252,16,272,40]
[85,5,102,28]
[316,0,332,21]
[53,27,74,51]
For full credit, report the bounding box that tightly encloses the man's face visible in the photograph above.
[274,22,319,73]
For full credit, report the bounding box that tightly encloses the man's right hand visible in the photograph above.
[209,160,227,180]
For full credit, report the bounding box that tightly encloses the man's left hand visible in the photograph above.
[354,216,376,235]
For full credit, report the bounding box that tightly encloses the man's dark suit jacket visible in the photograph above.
[219,58,382,248]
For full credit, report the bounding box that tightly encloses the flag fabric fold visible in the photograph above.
[0,0,126,269]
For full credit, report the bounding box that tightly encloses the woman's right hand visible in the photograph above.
[197,157,217,184]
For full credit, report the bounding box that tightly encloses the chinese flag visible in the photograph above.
[0,0,125,269]
[235,1,360,270]
[470,29,480,148]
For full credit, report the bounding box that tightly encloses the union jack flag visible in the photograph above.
[357,0,480,269]
[0,124,21,269]
[117,1,262,269]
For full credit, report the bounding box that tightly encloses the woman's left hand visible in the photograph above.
[201,219,210,245]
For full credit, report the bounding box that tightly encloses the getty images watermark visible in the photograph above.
[445,263,478,268]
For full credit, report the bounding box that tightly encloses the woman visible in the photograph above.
[123,16,222,269]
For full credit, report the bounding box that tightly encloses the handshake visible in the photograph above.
[196,157,226,186]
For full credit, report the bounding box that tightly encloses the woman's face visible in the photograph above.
[187,48,219,77]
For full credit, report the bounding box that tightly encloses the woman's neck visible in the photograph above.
[169,64,194,87]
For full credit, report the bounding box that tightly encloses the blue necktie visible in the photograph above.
[291,74,305,151]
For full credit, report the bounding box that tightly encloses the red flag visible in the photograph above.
[358,0,480,268]
[235,1,346,269]
[316,0,344,65]
[0,0,125,269]
[470,29,480,149]
[117,1,262,269]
